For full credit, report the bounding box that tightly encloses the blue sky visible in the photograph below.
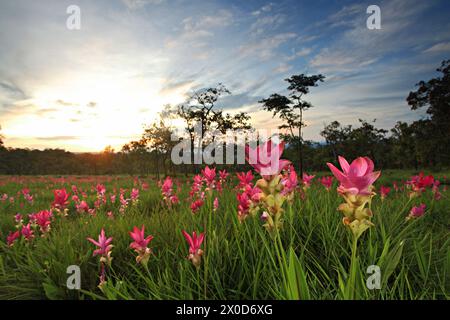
[0,0,449,151]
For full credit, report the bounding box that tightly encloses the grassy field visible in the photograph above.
[0,170,448,300]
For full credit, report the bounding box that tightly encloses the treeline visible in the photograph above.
[0,60,448,175]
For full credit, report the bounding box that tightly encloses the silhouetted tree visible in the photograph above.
[260,74,325,175]
[407,59,450,165]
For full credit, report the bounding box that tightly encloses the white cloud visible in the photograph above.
[424,42,450,53]
[122,0,164,9]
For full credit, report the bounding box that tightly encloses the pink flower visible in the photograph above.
[245,139,291,180]
[21,223,34,241]
[76,200,89,213]
[96,184,106,196]
[52,188,69,210]
[7,231,20,246]
[107,211,114,219]
[129,225,154,265]
[182,230,205,267]
[302,173,315,188]
[320,176,333,190]
[281,166,298,195]
[202,166,216,189]
[219,170,229,181]
[407,204,426,220]
[129,225,154,252]
[35,210,53,233]
[406,173,434,196]
[213,197,219,211]
[380,186,391,199]
[131,188,140,201]
[237,192,250,218]
[161,177,173,197]
[110,194,116,203]
[87,229,113,259]
[236,171,254,189]
[190,199,204,213]
[14,213,23,223]
[327,156,381,195]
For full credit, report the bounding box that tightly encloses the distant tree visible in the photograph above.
[0,125,5,149]
[407,59,450,165]
[260,74,325,175]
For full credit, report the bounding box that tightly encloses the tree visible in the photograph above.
[0,125,4,150]
[407,59,450,165]
[260,74,325,175]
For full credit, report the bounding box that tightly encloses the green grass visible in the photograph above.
[0,172,448,300]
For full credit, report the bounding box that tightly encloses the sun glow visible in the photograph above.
[3,73,192,152]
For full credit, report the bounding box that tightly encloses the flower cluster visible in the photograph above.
[327,156,381,239]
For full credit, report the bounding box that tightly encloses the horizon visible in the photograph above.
[1,0,450,152]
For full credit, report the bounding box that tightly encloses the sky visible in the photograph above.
[0,0,449,152]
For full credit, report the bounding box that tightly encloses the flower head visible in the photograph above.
[87,229,113,264]
[245,139,291,180]
[7,231,20,246]
[129,225,154,265]
[407,204,426,220]
[182,230,205,267]
[52,188,69,210]
[380,186,391,200]
[320,176,334,190]
[327,156,381,195]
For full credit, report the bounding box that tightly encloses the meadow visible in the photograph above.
[0,156,448,300]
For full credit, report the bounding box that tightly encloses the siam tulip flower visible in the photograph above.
[161,176,173,198]
[302,173,315,189]
[72,195,79,203]
[96,184,106,196]
[7,231,20,246]
[236,171,254,190]
[161,176,179,207]
[190,199,204,213]
[1,194,8,201]
[15,213,23,224]
[237,192,251,221]
[169,195,179,205]
[406,173,434,198]
[236,185,262,222]
[76,200,89,214]
[380,186,391,200]
[407,204,426,220]
[320,176,334,191]
[189,175,203,198]
[141,182,149,190]
[110,194,116,204]
[219,170,229,182]
[327,156,381,196]
[129,225,154,265]
[52,188,70,211]
[281,166,298,198]
[213,197,219,211]
[245,138,292,232]
[327,156,381,239]
[202,166,216,191]
[131,188,140,202]
[107,211,114,220]
[35,210,53,233]
[432,180,442,201]
[245,139,291,180]
[182,230,205,268]
[21,223,34,241]
[87,229,113,289]
[87,229,113,265]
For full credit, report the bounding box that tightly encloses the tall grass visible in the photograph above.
[0,173,448,300]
